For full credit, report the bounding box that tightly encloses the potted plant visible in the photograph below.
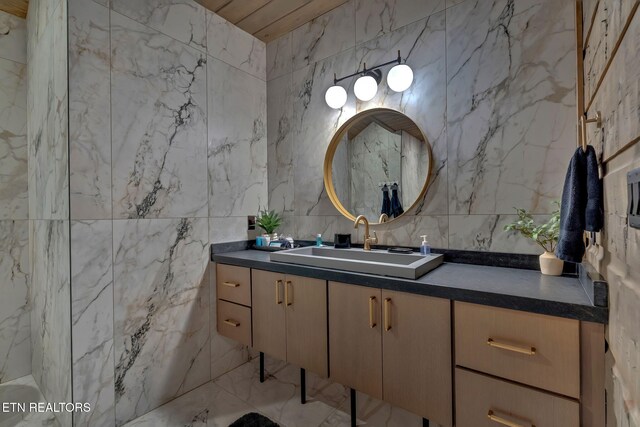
[504,204,563,276]
[256,209,282,240]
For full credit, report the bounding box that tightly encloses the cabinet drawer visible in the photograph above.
[455,302,579,398]
[216,264,251,306]
[455,368,579,427]
[217,300,251,346]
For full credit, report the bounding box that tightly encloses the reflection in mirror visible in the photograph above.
[328,109,431,224]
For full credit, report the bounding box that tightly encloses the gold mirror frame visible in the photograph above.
[323,108,433,225]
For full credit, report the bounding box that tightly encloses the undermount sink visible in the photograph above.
[270,246,443,279]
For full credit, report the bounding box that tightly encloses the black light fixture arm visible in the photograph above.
[333,50,403,84]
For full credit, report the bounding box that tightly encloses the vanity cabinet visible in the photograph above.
[252,269,328,377]
[456,368,579,426]
[329,281,452,427]
[216,264,252,346]
[455,301,582,426]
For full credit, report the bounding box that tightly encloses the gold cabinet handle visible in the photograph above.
[275,280,283,305]
[368,296,377,328]
[384,298,391,331]
[222,281,240,288]
[487,410,534,427]
[487,338,536,355]
[285,280,293,306]
[224,319,240,327]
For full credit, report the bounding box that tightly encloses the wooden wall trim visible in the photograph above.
[576,0,585,149]
[585,1,640,113]
[582,0,600,49]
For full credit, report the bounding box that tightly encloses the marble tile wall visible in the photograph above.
[0,11,30,385]
[582,3,640,426]
[25,1,72,426]
[66,0,267,424]
[267,0,576,253]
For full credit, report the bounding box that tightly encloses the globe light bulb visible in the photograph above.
[387,64,413,92]
[325,85,348,109]
[354,75,378,101]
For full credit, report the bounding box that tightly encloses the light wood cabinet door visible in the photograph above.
[285,275,328,377]
[455,301,580,398]
[217,264,251,306]
[252,269,286,361]
[456,368,579,427]
[329,282,382,399]
[217,300,252,346]
[382,291,452,427]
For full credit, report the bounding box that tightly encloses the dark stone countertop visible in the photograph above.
[212,249,608,324]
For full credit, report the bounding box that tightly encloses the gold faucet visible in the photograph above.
[354,215,378,251]
[378,213,389,223]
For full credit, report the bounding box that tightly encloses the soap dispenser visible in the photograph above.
[420,235,431,255]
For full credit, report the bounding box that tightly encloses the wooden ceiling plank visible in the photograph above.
[0,0,28,18]
[217,0,272,24]
[253,0,348,43]
[236,0,311,35]
[194,0,233,13]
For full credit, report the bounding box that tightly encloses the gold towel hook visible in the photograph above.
[579,111,602,151]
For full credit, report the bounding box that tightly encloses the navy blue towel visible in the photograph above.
[390,184,404,217]
[381,185,392,216]
[585,146,604,232]
[556,146,602,263]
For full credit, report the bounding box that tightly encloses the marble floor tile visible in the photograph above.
[214,359,341,427]
[320,390,441,427]
[0,375,59,427]
[122,382,255,427]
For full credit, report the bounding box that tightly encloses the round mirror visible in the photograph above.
[324,108,432,225]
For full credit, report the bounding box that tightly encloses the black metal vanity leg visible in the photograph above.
[350,388,357,427]
[259,352,265,383]
[300,368,307,404]
[422,418,429,427]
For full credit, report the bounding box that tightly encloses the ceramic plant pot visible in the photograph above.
[539,251,564,276]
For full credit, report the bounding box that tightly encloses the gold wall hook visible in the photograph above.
[579,111,602,151]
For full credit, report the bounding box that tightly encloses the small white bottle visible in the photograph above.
[420,235,431,255]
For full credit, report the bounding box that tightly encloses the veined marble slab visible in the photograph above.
[69,0,112,219]
[113,218,209,425]
[111,12,208,219]
[266,33,291,82]
[0,220,30,384]
[27,0,69,220]
[291,1,355,72]
[446,0,576,215]
[207,57,267,218]
[267,74,294,216]
[29,220,72,427]
[0,57,27,220]
[71,220,115,427]
[355,0,445,45]
[206,11,266,81]
[111,0,207,52]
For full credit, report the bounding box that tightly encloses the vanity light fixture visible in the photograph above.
[325,84,348,109]
[325,50,413,109]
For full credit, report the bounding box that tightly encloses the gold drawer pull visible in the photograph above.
[222,281,240,288]
[275,280,283,305]
[487,410,534,427]
[285,280,293,306]
[384,298,391,331]
[224,319,240,327]
[368,296,377,328]
[487,338,536,355]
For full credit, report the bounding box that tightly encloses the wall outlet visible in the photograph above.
[248,215,256,231]
[627,168,640,229]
